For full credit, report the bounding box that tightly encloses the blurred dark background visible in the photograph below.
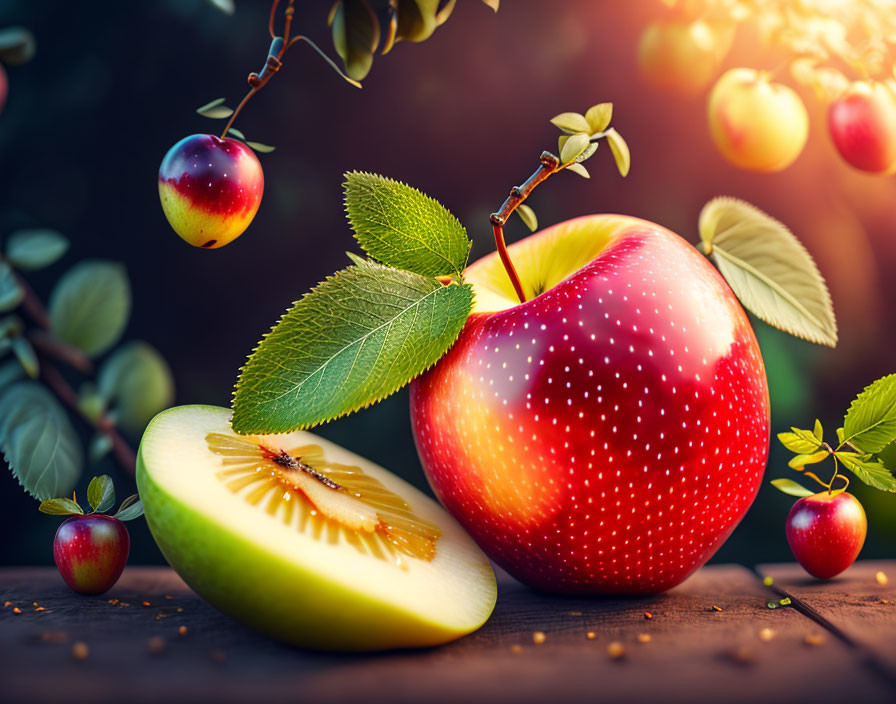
[0,0,893,568]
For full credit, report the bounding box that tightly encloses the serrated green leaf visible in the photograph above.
[48,260,131,358]
[0,261,24,312]
[6,229,69,271]
[246,141,276,153]
[516,204,537,232]
[232,259,473,434]
[778,428,822,454]
[331,0,380,81]
[550,112,591,134]
[87,474,115,513]
[843,374,896,454]
[0,382,82,500]
[814,418,823,442]
[560,132,590,164]
[566,162,590,179]
[227,127,246,141]
[835,451,896,492]
[605,127,630,177]
[770,478,815,497]
[788,450,829,469]
[698,198,837,347]
[11,337,38,378]
[344,172,471,278]
[585,103,613,134]
[38,497,84,516]
[98,341,174,432]
[114,497,144,521]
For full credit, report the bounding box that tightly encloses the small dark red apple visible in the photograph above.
[53,514,130,594]
[785,491,866,579]
[827,81,896,175]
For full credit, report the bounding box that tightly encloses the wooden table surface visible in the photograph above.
[1,561,894,703]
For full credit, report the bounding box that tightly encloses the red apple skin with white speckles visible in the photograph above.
[410,215,770,595]
[785,492,866,580]
[53,514,130,595]
[158,134,263,249]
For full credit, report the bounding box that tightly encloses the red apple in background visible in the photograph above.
[828,81,896,175]
[53,514,130,594]
[410,215,770,594]
[158,134,263,249]
[785,491,866,579]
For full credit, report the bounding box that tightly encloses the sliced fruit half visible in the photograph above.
[137,405,497,651]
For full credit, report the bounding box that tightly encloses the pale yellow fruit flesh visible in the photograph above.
[137,405,497,651]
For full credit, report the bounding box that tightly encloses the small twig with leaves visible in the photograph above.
[773,374,896,498]
[490,103,631,302]
[38,474,143,522]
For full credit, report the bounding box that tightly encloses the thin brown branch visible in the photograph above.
[489,151,562,304]
[27,330,94,375]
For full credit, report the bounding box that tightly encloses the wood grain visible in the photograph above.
[1,564,893,704]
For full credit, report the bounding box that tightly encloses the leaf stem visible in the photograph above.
[39,362,137,476]
[490,151,562,304]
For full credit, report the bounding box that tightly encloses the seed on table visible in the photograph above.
[3,601,11,608]
[586,631,596,640]
[711,605,723,612]
[607,641,626,659]
[108,599,119,605]
[636,633,651,643]
[40,632,68,643]
[804,633,825,646]
[759,628,775,642]
[147,636,166,655]
[71,642,89,660]
[12,607,21,614]
[876,571,888,586]
[532,631,546,645]
[762,576,774,586]
[510,644,523,654]
[643,611,653,619]
[178,625,188,636]
[730,646,754,665]
[34,607,45,612]
[142,601,151,607]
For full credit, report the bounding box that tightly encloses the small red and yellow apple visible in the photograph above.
[828,81,896,175]
[158,134,263,249]
[708,68,808,172]
[638,18,733,96]
[785,491,867,579]
[410,215,770,594]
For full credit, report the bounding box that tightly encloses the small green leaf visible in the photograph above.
[566,162,590,179]
[344,172,471,278]
[98,342,175,432]
[0,261,24,312]
[516,204,538,232]
[116,493,140,514]
[246,141,276,153]
[0,382,82,500]
[788,450,829,469]
[89,433,114,463]
[698,198,837,347]
[0,27,36,65]
[550,112,591,134]
[232,258,473,434]
[11,337,38,378]
[605,127,631,177]
[585,103,613,134]
[87,475,115,513]
[560,132,590,164]
[196,98,233,119]
[227,127,246,141]
[813,419,823,442]
[114,496,144,521]
[771,478,815,497]
[778,428,822,454]
[6,230,69,271]
[842,374,896,454]
[779,597,792,606]
[38,497,84,516]
[837,427,846,444]
[330,0,380,82]
[835,452,896,492]
[48,260,131,358]
[575,141,598,163]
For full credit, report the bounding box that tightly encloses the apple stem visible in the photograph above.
[490,151,562,303]
[219,0,360,141]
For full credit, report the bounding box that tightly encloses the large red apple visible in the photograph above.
[828,81,896,175]
[410,215,770,594]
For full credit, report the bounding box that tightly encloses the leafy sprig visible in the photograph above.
[0,229,174,501]
[38,475,143,521]
[773,374,896,497]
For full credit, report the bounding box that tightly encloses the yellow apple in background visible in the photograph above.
[638,18,734,96]
[708,68,809,172]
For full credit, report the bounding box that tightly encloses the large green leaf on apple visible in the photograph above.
[698,198,837,348]
[344,172,471,279]
[842,374,896,454]
[232,256,473,434]
[834,451,896,492]
[0,381,82,500]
